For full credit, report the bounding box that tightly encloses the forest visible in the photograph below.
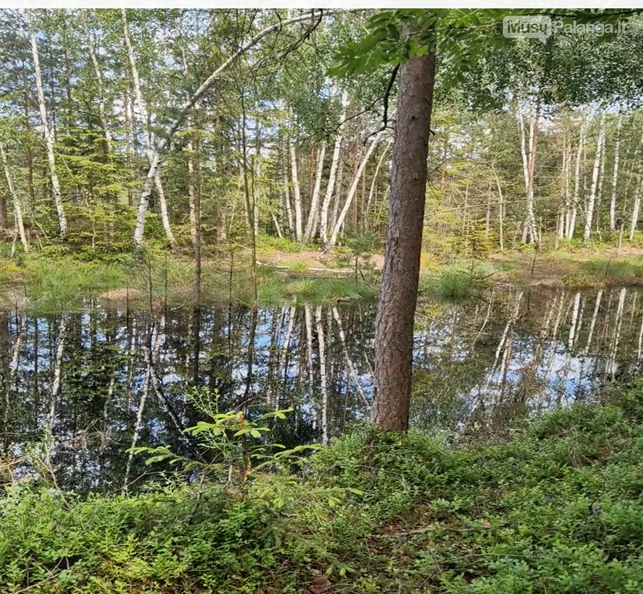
[3,7,643,594]
[2,9,643,258]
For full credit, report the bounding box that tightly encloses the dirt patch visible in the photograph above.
[257,249,384,272]
[607,246,643,257]
[99,288,145,303]
[530,277,566,289]
[0,290,28,310]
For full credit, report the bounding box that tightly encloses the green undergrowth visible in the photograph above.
[3,386,643,593]
[419,260,493,302]
[0,251,377,312]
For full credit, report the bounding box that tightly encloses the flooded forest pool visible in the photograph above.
[1,286,641,491]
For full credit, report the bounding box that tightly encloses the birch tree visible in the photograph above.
[518,110,539,244]
[327,132,383,250]
[304,142,327,242]
[610,113,623,231]
[583,113,606,243]
[567,119,585,239]
[83,11,112,155]
[26,9,67,239]
[121,8,176,248]
[132,10,334,247]
[289,141,303,241]
[320,90,349,248]
[0,140,28,253]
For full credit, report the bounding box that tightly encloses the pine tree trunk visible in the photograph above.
[372,49,436,432]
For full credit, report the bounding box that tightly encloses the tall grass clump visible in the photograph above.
[24,256,125,311]
[421,270,483,302]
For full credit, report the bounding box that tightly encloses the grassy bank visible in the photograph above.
[3,244,643,312]
[3,387,643,593]
[0,249,377,312]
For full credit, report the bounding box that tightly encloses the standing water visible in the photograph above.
[1,286,640,491]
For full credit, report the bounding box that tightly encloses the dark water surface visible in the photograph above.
[2,286,641,491]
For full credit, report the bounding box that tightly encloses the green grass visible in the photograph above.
[420,267,487,302]
[4,255,127,312]
[3,386,643,593]
[8,245,643,312]
[0,252,378,310]
[256,233,301,254]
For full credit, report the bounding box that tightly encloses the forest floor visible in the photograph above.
[258,244,643,289]
[2,245,643,311]
[2,383,642,593]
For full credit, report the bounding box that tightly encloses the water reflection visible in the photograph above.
[1,286,642,491]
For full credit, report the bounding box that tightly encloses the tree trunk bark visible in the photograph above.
[281,137,294,238]
[567,119,585,239]
[518,110,538,244]
[320,90,348,247]
[583,114,606,243]
[327,133,382,250]
[372,49,436,432]
[289,141,303,242]
[491,163,504,251]
[629,179,642,241]
[561,137,570,239]
[122,8,176,248]
[304,142,326,242]
[27,10,67,240]
[0,141,29,253]
[610,113,622,231]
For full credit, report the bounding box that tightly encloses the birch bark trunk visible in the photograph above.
[0,141,28,253]
[610,113,623,231]
[27,10,67,239]
[567,119,585,239]
[320,90,349,247]
[629,179,642,241]
[583,114,606,243]
[327,133,383,250]
[304,143,326,242]
[289,141,303,241]
[122,8,176,248]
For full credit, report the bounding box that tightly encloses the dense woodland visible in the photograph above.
[1,9,643,259]
[6,10,643,593]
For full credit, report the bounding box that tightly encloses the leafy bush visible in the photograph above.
[3,385,643,593]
